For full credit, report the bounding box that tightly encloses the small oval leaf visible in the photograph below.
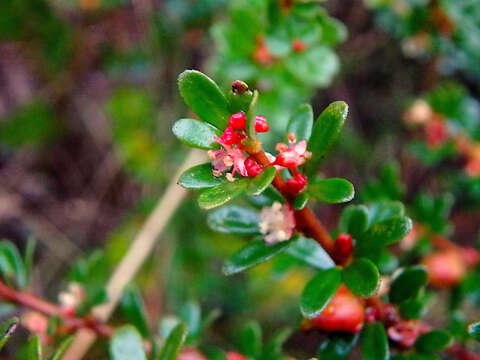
[287,236,335,270]
[198,179,249,209]
[287,104,313,141]
[361,322,389,360]
[207,206,260,234]
[110,325,147,360]
[306,101,348,175]
[468,321,480,342]
[308,178,354,204]
[300,267,342,318]
[415,329,452,353]
[159,322,188,360]
[178,163,226,189]
[223,239,293,275]
[248,167,276,196]
[389,266,428,304]
[178,70,230,130]
[172,118,221,149]
[343,258,380,297]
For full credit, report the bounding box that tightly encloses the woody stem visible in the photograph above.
[0,281,114,338]
[250,150,334,255]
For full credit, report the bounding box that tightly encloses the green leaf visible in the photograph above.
[306,101,348,175]
[367,201,405,224]
[198,179,249,209]
[24,237,36,286]
[343,258,380,297]
[248,167,276,196]
[359,216,413,248]
[468,321,480,342]
[235,321,262,358]
[389,266,428,304]
[227,85,254,113]
[0,240,27,289]
[172,118,221,149]
[178,70,230,130]
[300,267,342,318]
[361,322,389,360]
[110,325,146,360]
[120,287,151,338]
[308,178,354,204]
[50,337,73,360]
[178,163,226,189]
[261,327,292,360]
[293,192,309,210]
[415,330,452,353]
[0,317,18,351]
[159,322,188,360]
[339,205,369,237]
[318,333,359,360]
[246,89,259,139]
[179,301,201,342]
[207,206,260,234]
[287,104,313,141]
[28,335,42,360]
[286,236,335,269]
[223,239,293,275]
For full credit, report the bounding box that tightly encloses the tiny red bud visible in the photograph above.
[229,112,246,130]
[226,352,247,360]
[422,249,466,288]
[245,157,263,177]
[333,233,354,264]
[221,126,239,145]
[292,39,306,52]
[255,115,269,133]
[285,173,307,195]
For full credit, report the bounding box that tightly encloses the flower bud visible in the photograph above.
[221,126,239,145]
[292,39,306,52]
[226,352,247,360]
[229,112,246,130]
[255,115,269,133]
[245,157,263,177]
[231,80,249,95]
[332,233,353,264]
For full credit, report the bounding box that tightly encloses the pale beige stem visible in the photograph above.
[62,149,205,360]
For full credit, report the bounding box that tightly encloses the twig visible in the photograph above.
[251,150,334,253]
[0,281,113,337]
[61,149,205,360]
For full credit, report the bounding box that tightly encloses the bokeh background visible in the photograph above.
[1,0,479,358]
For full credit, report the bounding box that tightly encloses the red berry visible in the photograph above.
[245,157,263,177]
[226,352,247,360]
[308,285,365,333]
[255,115,269,133]
[220,126,238,145]
[292,39,306,52]
[333,233,354,264]
[229,112,246,130]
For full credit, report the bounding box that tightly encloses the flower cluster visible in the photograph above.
[259,202,296,244]
[208,112,269,181]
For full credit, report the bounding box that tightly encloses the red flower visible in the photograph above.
[274,138,311,169]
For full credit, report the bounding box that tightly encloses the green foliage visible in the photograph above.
[28,336,43,360]
[306,101,349,175]
[468,321,480,342]
[158,322,188,360]
[415,329,452,353]
[0,240,28,289]
[287,104,313,141]
[286,236,335,270]
[318,333,359,360]
[389,266,428,304]
[235,321,262,358]
[300,267,342,318]
[178,70,231,130]
[178,163,227,189]
[361,322,389,360]
[120,287,151,338]
[110,325,147,360]
[223,238,293,275]
[50,337,74,360]
[207,206,260,235]
[308,178,355,204]
[172,118,222,149]
[342,258,380,297]
[0,317,18,351]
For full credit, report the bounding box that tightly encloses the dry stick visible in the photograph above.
[62,149,205,360]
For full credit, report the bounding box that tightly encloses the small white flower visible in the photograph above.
[259,202,296,244]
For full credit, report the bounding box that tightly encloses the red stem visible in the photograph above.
[251,150,334,254]
[0,281,113,337]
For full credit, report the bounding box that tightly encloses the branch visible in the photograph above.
[62,149,205,360]
[0,281,113,338]
[251,150,334,254]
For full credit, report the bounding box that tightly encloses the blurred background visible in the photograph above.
[0,0,479,358]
